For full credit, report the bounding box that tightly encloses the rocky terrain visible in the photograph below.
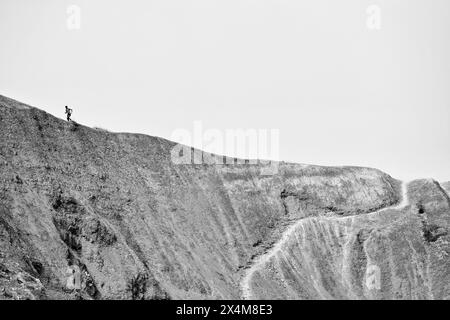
[442,182,450,196]
[242,180,450,299]
[0,95,449,300]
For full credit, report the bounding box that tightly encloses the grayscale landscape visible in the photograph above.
[1,95,449,300]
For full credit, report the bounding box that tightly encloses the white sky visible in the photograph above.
[1,0,449,181]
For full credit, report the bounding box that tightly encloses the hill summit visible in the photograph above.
[0,95,449,299]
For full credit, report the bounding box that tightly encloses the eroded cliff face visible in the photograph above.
[243,180,450,299]
[0,95,448,300]
[442,182,450,196]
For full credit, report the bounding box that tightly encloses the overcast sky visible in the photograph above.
[1,0,449,181]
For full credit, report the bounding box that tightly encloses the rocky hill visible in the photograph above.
[0,95,449,299]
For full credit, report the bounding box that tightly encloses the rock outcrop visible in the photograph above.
[0,95,449,299]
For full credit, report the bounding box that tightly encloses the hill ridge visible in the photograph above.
[1,95,449,300]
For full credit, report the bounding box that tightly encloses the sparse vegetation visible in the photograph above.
[127,272,148,300]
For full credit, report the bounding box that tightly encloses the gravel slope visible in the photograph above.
[1,95,448,300]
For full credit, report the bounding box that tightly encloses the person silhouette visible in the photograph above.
[65,106,73,121]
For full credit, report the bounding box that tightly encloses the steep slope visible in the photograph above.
[241,182,410,299]
[0,95,449,300]
[242,180,450,299]
[442,182,450,196]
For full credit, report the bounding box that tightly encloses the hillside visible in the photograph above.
[442,182,450,196]
[0,95,449,300]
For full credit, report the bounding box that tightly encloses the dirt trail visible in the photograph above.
[240,181,410,300]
